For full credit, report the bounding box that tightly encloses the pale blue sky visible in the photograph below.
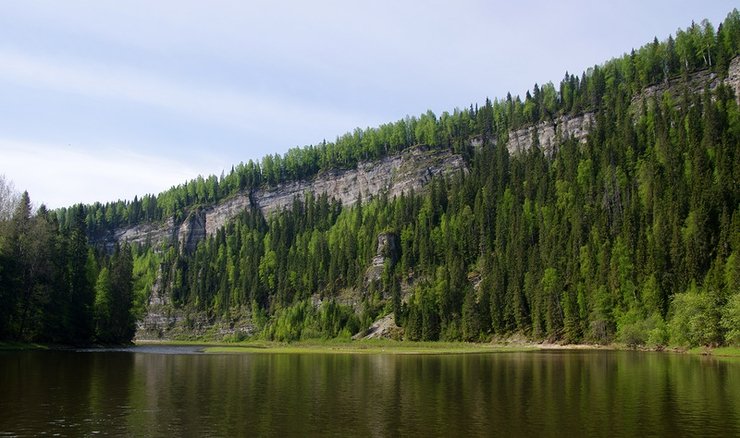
[0,1,735,208]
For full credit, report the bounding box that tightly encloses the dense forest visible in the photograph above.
[0,187,136,344]
[1,11,739,346]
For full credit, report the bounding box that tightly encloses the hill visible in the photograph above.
[2,10,739,347]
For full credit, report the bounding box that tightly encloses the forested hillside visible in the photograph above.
[2,11,739,347]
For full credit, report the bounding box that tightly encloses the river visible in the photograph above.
[1,347,738,436]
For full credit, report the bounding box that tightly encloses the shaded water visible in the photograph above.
[1,348,738,436]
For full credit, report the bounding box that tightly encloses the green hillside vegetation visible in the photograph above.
[1,11,739,347]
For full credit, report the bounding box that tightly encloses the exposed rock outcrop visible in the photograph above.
[105,218,175,253]
[499,55,740,158]
[135,263,256,340]
[253,145,465,216]
[729,56,740,101]
[632,56,740,111]
[364,232,400,288]
[178,209,206,254]
[504,112,595,157]
[205,192,251,236]
[121,56,740,342]
[353,313,402,340]
[135,264,179,340]
[101,145,466,252]
[101,56,740,256]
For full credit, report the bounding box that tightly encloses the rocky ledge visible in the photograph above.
[101,145,465,253]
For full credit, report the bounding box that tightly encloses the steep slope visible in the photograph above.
[100,145,465,253]
[111,10,740,345]
[99,57,740,256]
[132,56,740,341]
[497,56,740,156]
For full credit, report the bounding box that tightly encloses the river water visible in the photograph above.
[1,347,738,436]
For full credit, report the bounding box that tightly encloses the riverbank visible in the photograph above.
[136,339,740,357]
[687,346,740,358]
[4,339,739,357]
[138,339,538,354]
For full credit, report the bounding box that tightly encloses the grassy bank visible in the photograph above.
[687,346,740,358]
[135,338,740,356]
[137,339,538,355]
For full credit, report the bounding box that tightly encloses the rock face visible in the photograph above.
[103,57,740,255]
[128,56,740,341]
[178,209,206,253]
[135,263,256,340]
[633,56,740,111]
[102,56,740,256]
[500,55,740,158]
[254,146,465,216]
[353,313,402,340]
[504,112,595,157]
[364,232,400,288]
[104,218,175,253]
[729,56,740,101]
[134,264,177,339]
[102,145,466,252]
[205,192,251,236]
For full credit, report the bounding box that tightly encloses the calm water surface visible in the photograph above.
[1,347,738,437]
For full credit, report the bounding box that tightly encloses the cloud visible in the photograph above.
[0,138,222,209]
[0,49,375,141]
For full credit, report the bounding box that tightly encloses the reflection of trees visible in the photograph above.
[6,351,733,436]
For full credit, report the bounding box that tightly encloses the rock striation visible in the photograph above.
[101,145,465,253]
[496,55,740,158]
[503,112,595,157]
[253,145,465,216]
[101,56,740,255]
[633,56,740,111]
[178,209,206,254]
[729,56,740,100]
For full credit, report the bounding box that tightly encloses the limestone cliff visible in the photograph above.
[101,145,465,253]
[633,56,740,111]
[364,231,400,290]
[129,56,740,340]
[503,112,595,157]
[487,55,740,158]
[104,56,740,258]
[255,145,464,216]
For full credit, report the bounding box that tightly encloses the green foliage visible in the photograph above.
[94,268,113,341]
[668,283,720,347]
[0,193,136,345]
[262,299,358,342]
[461,289,481,342]
[6,12,737,346]
[721,293,740,345]
[616,309,668,348]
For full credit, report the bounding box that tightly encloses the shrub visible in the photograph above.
[721,293,740,346]
[616,309,667,348]
[668,284,716,347]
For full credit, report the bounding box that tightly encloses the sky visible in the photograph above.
[0,1,735,209]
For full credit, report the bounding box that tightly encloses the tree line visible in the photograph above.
[0,191,136,344]
[55,11,740,240]
[146,11,739,346]
[2,11,738,347]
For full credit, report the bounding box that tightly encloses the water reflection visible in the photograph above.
[0,350,738,436]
